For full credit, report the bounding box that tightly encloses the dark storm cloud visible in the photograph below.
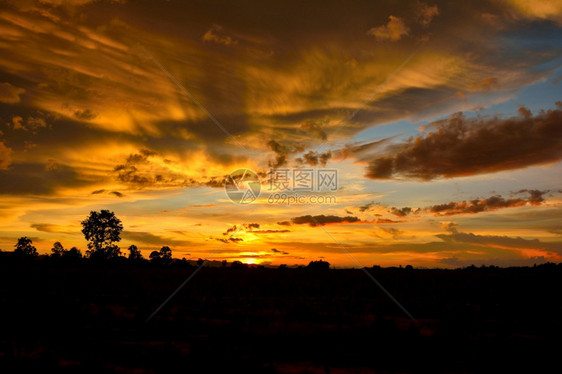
[0,104,119,147]
[291,214,361,227]
[390,207,413,217]
[514,189,549,205]
[267,139,289,168]
[366,106,562,180]
[429,191,549,216]
[216,236,244,243]
[223,225,239,236]
[154,114,253,144]
[294,150,331,167]
[267,139,306,168]
[376,218,403,224]
[358,201,376,212]
[358,191,550,219]
[0,162,90,195]
[113,149,157,185]
[356,203,416,217]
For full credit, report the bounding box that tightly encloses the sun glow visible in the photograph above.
[243,257,258,265]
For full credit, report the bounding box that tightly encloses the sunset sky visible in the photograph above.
[0,0,561,267]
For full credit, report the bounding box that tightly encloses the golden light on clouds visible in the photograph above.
[0,0,561,267]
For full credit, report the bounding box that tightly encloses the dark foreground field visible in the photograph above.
[1,262,560,373]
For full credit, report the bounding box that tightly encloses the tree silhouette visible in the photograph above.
[81,210,123,260]
[64,247,82,259]
[231,260,247,269]
[149,250,161,264]
[51,241,65,258]
[306,260,330,270]
[14,237,38,258]
[128,245,143,261]
[160,246,172,265]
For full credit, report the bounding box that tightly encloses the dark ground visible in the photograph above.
[0,261,560,373]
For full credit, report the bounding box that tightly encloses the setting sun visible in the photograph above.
[1,1,561,372]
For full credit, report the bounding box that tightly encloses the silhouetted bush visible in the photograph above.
[160,246,172,265]
[127,245,143,261]
[149,250,161,265]
[306,260,330,270]
[14,237,37,259]
[231,260,248,269]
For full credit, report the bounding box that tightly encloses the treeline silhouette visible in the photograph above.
[0,210,336,270]
[1,258,561,373]
[1,235,336,270]
[1,210,562,373]
[4,209,559,272]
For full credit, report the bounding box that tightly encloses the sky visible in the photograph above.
[0,0,561,267]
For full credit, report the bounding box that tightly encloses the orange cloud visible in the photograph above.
[470,77,499,92]
[367,16,409,41]
[417,3,439,26]
[0,141,12,170]
[0,82,25,103]
[502,0,562,24]
[202,24,238,46]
